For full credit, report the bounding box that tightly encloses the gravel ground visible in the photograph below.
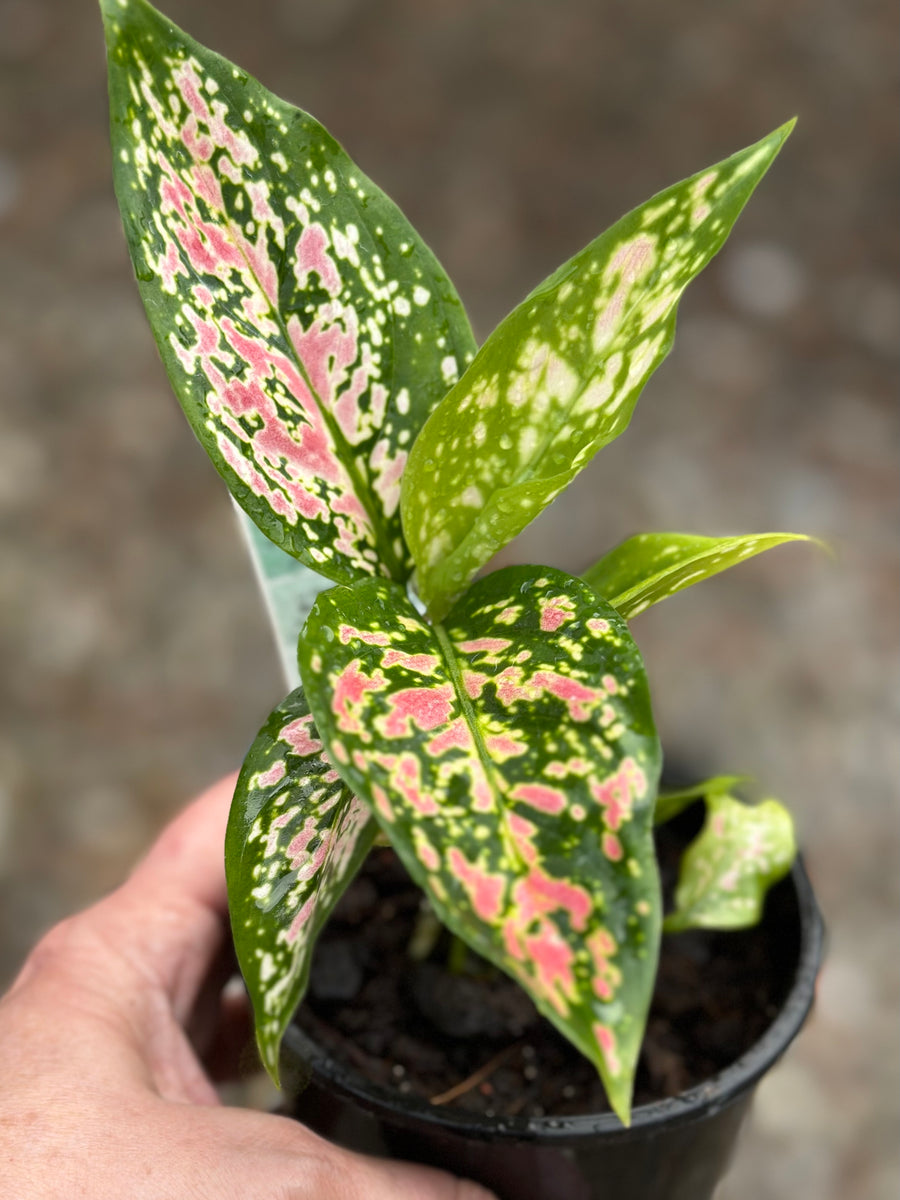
[1,1,897,1196]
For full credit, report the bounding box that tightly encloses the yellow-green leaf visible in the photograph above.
[583,531,814,619]
[402,123,794,621]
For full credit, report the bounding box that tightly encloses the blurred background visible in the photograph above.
[0,0,896,1194]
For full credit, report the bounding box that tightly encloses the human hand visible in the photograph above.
[0,776,496,1200]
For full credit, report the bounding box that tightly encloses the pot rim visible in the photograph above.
[282,854,824,1145]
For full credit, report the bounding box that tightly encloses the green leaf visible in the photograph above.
[102,0,476,586]
[226,685,377,1082]
[402,122,794,621]
[583,532,814,619]
[299,566,661,1124]
[235,504,328,688]
[654,773,750,826]
[663,793,796,933]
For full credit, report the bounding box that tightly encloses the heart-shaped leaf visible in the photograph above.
[299,566,661,1123]
[402,122,794,620]
[102,0,476,585]
[583,532,813,619]
[226,686,376,1081]
[664,792,795,933]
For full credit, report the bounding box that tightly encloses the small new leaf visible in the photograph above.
[102,0,475,586]
[402,122,794,621]
[664,793,796,933]
[226,686,376,1082]
[583,532,813,619]
[299,566,661,1123]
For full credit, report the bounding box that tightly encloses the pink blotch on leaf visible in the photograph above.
[286,895,316,944]
[509,783,567,815]
[539,597,574,633]
[514,868,592,932]
[382,649,440,674]
[338,624,390,646]
[463,671,489,700]
[524,920,577,1014]
[589,757,646,830]
[447,848,505,922]
[295,224,341,298]
[603,833,624,862]
[484,734,528,761]
[372,784,394,823]
[331,660,386,734]
[391,753,439,816]
[280,714,323,758]
[426,718,474,757]
[593,1023,622,1078]
[378,684,454,739]
[457,637,513,654]
[255,760,287,788]
[531,670,604,721]
[587,618,611,636]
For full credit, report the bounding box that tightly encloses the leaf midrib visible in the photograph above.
[432,621,526,873]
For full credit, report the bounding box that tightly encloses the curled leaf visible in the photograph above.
[226,686,376,1082]
[664,793,796,933]
[583,531,815,619]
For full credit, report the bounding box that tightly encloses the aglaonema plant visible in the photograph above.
[101,0,808,1124]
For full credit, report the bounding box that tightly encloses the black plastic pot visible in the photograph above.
[282,855,824,1200]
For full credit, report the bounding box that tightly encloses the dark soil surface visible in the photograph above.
[295,824,790,1119]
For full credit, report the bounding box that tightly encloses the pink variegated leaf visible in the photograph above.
[664,792,796,933]
[299,566,662,1124]
[102,0,476,586]
[583,531,815,620]
[226,686,376,1082]
[402,123,795,621]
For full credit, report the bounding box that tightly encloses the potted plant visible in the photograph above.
[99,1,824,1196]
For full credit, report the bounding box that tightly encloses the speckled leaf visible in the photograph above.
[583,532,813,619]
[102,0,476,585]
[664,793,795,933]
[299,566,662,1123]
[402,123,794,620]
[235,504,328,689]
[226,685,376,1082]
[654,774,750,826]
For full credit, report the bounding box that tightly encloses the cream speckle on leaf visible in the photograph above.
[102,0,475,588]
[401,122,795,622]
[299,564,662,1122]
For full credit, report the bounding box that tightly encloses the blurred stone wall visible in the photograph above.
[0,1,896,1196]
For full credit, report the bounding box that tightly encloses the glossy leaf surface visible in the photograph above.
[102,0,475,585]
[402,123,793,620]
[226,686,376,1081]
[583,532,812,619]
[664,792,795,933]
[299,566,661,1122]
